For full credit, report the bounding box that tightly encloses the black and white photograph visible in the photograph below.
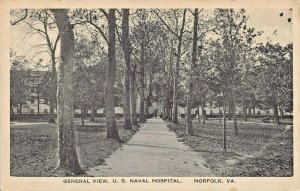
[1,0,299,190]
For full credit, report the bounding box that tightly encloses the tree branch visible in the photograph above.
[88,22,109,45]
[10,9,28,25]
[31,43,49,48]
[179,9,187,39]
[187,8,194,16]
[132,52,141,63]
[23,20,47,36]
[116,9,122,16]
[31,50,51,60]
[45,10,56,24]
[197,27,218,41]
[152,9,179,38]
[88,11,109,45]
[53,34,60,52]
[115,25,122,45]
[99,9,108,19]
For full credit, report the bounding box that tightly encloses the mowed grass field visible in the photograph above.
[170,118,293,177]
[10,116,293,177]
[10,118,137,177]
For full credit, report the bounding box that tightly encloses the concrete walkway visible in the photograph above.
[86,118,214,177]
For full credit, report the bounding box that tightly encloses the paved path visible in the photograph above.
[86,118,214,177]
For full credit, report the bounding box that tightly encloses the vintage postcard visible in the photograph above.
[0,0,299,190]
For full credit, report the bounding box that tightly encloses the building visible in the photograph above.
[11,70,285,118]
[11,70,50,115]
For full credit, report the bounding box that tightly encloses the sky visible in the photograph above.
[10,9,293,69]
[246,9,292,45]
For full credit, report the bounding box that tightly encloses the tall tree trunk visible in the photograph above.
[242,100,247,122]
[274,104,279,125]
[81,104,85,126]
[165,107,169,118]
[186,8,198,135]
[248,108,252,117]
[19,103,22,115]
[279,106,284,120]
[10,102,14,119]
[168,48,173,120]
[145,95,150,116]
[139,38,145,123]
[228,102,232,120]
[233,101,238,135]
[49,53,56,123]
[202,108,206,124]
[198,106,201,124]
[219,106,222,122]
[37,94,40,115]
[223,99,227,152]
[201,100,206,124]
[172,9,187,124]
[121,9,132,130]
[52,9,83,174]
[91,107,96,121]
[130,65,138,125]
[232,81,238,135]
[105,9,121,140]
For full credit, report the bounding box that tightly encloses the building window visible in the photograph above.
[30,96,35,104]
[258,111,261,115]
[43,98,48,104]
[17,109,21,114]
[44,109,48,114]
[31,109,34,114]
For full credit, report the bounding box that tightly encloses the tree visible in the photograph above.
[153,9,187,124]
[130,60,138,125]
[156,34,176,120]
[35,72,50,115]
[105,9,121,140]
[10,50,30,117]
[73,64,91,126]
[73,34,106,124]
[139,34,146,122]
[51,9,83,174]
[72,9,121,140]
[121,9,132,129]
[255,42,292,124]
[212,9,257,135]
[186,9,198,135]
[11,9,60,123]
[31,59,51,115]
[130,9,150,122]
[188,9,217,125]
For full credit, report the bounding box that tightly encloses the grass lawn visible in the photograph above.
[169,118,293,177]
[10,118,137,177]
